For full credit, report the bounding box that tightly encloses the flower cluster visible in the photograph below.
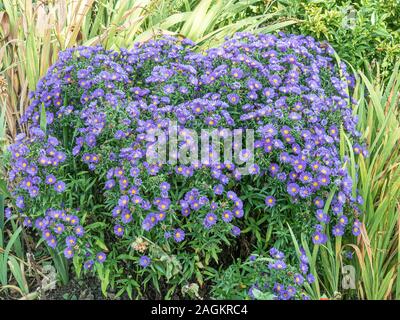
[211,247,314,300]
[247,247,314,300]
[4,32,365,290]
[8,133,67,200]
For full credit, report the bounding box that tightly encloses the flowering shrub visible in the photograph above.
[211,247,314,300]
[3,32,365,297]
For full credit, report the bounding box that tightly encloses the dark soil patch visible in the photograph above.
[41,277,111,300]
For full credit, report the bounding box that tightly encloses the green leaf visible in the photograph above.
[40,103,47,133]
[8,256,29,294]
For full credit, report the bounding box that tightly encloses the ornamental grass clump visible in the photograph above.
[2,32,365,296]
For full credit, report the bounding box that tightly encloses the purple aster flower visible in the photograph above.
[42,229,52,240]
[277,172,287,182]
[306,273,315,284]
[114,224,124,237]
[66,235,77,247]
[294,273,304,285]
[132,196,143,204]
[119,195,130,207]
[210,202,218,211]
[139,255,151,268]
[269,74,282,87]
[313,197,324,208]
[262,87,275,99]
[45,174,57,185]
[20,177,34,190]
[16,196,25,209]
[84,260,94,270]
[352,223,361,236]
[121,210,133,224]
[105,179,115,190]
[312,231,327,245]
[141,214,156,231]
[248,285,257,300]
[69,215,79,225]
[227,191,238,200]
[160,182,170,191]
[273,260,287,270]
[112,206,122,218]
[294,161,306,173]
[213,184,224,195]
[54,223,65,234]
[163,84,175,95]
[181,207,190,216]
[316,210,330,224]
[231,68,244,79]
[64,247,74,259]
[299,172,313,184]
[74,225,84,237]
[35,218,47,230]
[227,93,240,105]
[271,249,285,260]
[265,196,276,207]
[164,231,171,239]
[261,124,277,137]
[16,157,29,170]
[300,262,309,274]
[248,164,260,175]
[54,181,66,193]
[300,250,309,264]
[318,175,330,186]
[287,285,297,297]
[114,167,124,177]
[238,149,252,162]
[26,164,38,176]
[269,163,280,176]
[129,186,138,196]
[279,290,291,300]
[203,212,217,228]
[55,152,66,163]
[129,167,140,177]
[157,198,171,211]
[119,177,129,190]
[156,211,166,222]
[338,215,349,226]
[23,217,32,227]
[233,207,244,218]
[29,186,39,198]
[287,183,299,196]
[231,225,241,237]
[77,69,89,79]
[221,210,233,222]
[47,236,57,248]
[96,252,106,263]
[233,197,243,209]
[173,228,185,242]
[4,207,12,220]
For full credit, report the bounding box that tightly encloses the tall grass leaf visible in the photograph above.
[257,19,298,34]
[180,0,213,40]
[40,103,47,133]
[8,255,29,294]
[49,248,69,285]
[0,193,4,235]
[0,226,22,286]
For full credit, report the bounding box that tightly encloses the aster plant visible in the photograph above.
[2,32,365,298]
